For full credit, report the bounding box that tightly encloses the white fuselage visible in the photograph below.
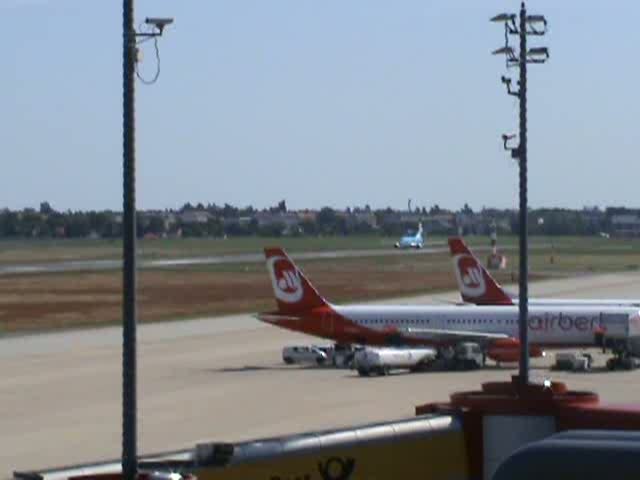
[332,304,640,347]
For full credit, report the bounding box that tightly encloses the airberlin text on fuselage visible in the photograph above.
[527,312,599,332]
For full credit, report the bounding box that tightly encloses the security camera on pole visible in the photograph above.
[122,3,173,480]
[491,3,548,387]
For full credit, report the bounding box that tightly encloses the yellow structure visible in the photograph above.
[184,416,468,480]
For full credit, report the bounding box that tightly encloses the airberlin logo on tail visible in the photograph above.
[453,254,486,297]
[267,256,304,303]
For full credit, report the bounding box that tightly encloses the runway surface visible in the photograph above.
[0,241,510,275]
[4,271,640,476]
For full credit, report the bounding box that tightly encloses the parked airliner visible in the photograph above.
[256,247,640,362]
[448,237,640,308]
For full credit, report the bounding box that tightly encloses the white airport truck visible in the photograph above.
[354,347,438,376]
[354,343,485,376]
[282,342,486,375]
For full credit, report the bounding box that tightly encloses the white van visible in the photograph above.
[282,345,328,365]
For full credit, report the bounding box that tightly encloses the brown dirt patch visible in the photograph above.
[0,255,541,334]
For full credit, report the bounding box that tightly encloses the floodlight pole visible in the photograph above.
[492,2,548,388]
[122,1,137,479]
[122,4,172,479]
[516,2,529,387]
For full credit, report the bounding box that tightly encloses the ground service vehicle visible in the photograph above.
[282,345,328,365]
[553,352,593,372]
[606,354,640,370]
[450,342,485,370]
[331,344,363,367]
[354,347,437,376]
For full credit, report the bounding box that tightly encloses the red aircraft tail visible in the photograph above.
[447,237,513,305]
[264,247,329,314]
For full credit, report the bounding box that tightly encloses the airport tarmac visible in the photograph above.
[0,242,518,275]
[4,271,640,476]
[0,246,441,275]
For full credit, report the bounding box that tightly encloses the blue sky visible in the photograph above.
[2,1,639,212]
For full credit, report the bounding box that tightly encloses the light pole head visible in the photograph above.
[490,13,518,34]
[501,133,520,158]
[490,13,516,23]
[492,46,518,65]
[526,14,548,35]
[527,47,549,63]
[526,14,547,25]
[492,46,515,56]
[145,17,174,35]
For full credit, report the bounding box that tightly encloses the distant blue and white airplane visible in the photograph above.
[394,223,424,249]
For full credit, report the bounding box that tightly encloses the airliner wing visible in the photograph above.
[403,327,510,343]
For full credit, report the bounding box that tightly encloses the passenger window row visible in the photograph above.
[446,318,515,325]
[359,317,518,326]
[360,319,431,324]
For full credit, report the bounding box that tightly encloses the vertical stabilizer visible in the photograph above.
[448,237,513,305]
[264,247,328,314]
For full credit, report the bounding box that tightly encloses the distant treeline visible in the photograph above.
[0,201,632,239]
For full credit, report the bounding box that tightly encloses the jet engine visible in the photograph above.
[487,338,544,363]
